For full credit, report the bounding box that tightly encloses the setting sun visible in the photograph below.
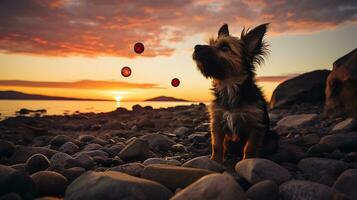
[115,95,122,102]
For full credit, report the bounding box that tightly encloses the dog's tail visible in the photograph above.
[263,130,279,156]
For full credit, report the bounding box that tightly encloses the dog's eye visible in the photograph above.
[220,44,230,51]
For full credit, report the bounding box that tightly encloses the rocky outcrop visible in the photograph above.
[270,70,330,109]
[325,48,357,117]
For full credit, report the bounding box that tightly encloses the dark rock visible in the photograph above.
[64,171,172,200]
[325,48,357,118]
[9,146,58,165]
[307,143,332,154]
[333,169,357,200]
[330,118,357,133]
[109,163,145,177]
[270,69,330,109]
[298,157,350,186]
[173,127,192,136]
[143,158,181,166]
[319,132,357,152]
[0,165,35,199]
[78,135,95,143]
[182,156,225,172]
[30,171,68,197]
[136,118,155,129]
[235,158,292,184]
[101,144,125,157]
[61,167,86,182]
[171,144,187,152]
[279,180,335,200]
[49,135,80,147]
[82,143,102,151]
[0,193,23,200]
[246,180,278,200]
[25,153,50,174]
[10,163,26,173]
[171,173,246,200]
[49,153,73,171]
[75,150,108,160]
[275,114,318,131]
[141,164,213,191]
[118,138,155,160]
[58,142,79,155]
[140,133,175,151]
[91,138,107,146]
[303,134,320,146]
[0,140,16,157]
[65,154,95,170]
[267,143,305,163]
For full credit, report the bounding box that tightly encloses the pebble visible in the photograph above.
[182,156,226,172]
[25,153,50,174]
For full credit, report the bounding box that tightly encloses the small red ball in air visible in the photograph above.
[171,78,180,87]
[121,66,132,77]
[134,42,144,54]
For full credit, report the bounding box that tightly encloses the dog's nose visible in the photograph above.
[194,45,202,51]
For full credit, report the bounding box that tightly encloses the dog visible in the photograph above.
[192,23,278,163]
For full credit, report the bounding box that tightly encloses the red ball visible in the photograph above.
[121,66,131,77]
[171,78,180,87]
[134,42,144,54]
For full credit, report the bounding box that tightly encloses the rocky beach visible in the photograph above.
[0,49,357,200]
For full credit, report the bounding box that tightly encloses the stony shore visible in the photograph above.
[0,102,357,200]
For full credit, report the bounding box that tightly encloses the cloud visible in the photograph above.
[0,79,163,90]
[0,0,356,57]
[256,74,297,82]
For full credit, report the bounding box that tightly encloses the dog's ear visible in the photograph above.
[241,23,269,56]
[218,24,229,38]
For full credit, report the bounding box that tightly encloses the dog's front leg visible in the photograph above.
[210,115,225,163]
[243,131,264,159]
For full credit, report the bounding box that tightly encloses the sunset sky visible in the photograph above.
[0,0,356,102]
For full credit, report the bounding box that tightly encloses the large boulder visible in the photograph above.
[64,171,172,200]
[235,158,292,184]
[270,70,330,109]
[325,48,357,117]
[171,173,247,200]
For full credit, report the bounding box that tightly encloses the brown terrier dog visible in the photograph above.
[192,23,278,162]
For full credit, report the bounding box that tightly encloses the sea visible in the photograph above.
[0,100,202,120]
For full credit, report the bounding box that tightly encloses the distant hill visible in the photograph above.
[145,96,188,102]
[0,90,110,101]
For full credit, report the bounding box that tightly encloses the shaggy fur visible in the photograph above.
[192,23,278,162]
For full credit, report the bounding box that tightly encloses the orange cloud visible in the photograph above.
[0,0,355,57]
[0,80,164,90]
[256,74,297,82]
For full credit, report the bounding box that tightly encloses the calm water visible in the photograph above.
[0,100,202,120]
